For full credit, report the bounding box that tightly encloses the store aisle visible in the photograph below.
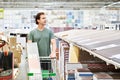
[15,49,27,80]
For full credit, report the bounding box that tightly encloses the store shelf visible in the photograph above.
[55,29,120,69]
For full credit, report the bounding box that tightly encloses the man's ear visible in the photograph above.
[37,19,40,23]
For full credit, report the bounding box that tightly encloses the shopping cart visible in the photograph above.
[40,57,56,80]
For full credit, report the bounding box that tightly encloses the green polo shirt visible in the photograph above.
[28,28,54,56]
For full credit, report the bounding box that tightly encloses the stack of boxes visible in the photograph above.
[9,37,22,67]
[75,50,120,80]
[93,72,120,80]
[58,40,69,80]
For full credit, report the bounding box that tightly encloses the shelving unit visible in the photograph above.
[55,29,120,80]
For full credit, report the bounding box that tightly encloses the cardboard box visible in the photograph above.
[9,37,16,46]
[11,48,22,63]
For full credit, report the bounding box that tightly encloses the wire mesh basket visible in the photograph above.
[40,57,56,80]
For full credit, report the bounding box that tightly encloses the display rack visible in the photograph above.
[55,29,120,69]
[55,29,120,80]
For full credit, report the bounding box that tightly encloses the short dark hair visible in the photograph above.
[35,12,45,25]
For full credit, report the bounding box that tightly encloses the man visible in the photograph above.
[27,12,56,75]
[28,12,56,58]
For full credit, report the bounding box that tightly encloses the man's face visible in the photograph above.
[38,14,46,25]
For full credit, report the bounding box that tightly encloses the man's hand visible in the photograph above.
[49,51,56,58]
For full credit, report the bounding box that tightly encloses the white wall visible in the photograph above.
[0,8,119,30]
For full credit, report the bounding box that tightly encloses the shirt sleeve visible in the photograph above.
[50,30,54,39]
[28,31,33,41]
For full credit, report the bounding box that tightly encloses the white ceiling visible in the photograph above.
[0,0,120,9]
[0,0,119,2]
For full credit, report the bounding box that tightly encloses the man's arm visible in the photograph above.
[49,38,56,58]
